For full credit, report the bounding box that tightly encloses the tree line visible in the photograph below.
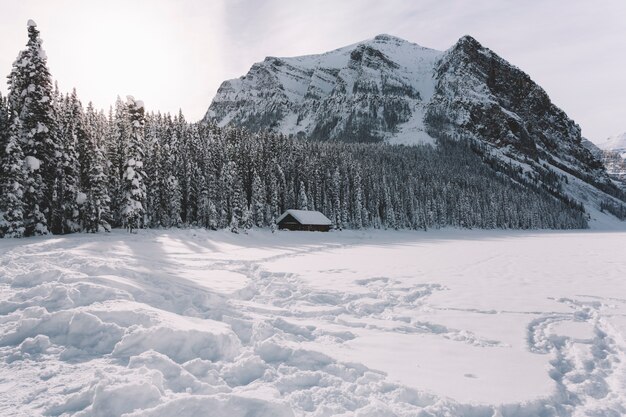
[0,21,589,238]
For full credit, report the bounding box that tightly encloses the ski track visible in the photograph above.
[0,230,624,416]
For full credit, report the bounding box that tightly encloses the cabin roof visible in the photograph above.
[276,210,332,226]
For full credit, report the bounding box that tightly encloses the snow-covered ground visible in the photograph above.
[1,228,625,416]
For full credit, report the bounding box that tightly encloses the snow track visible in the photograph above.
[1,229,625,416]
[528,297,626,416]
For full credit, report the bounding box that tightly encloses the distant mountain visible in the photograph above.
[586,133,626,184]
[205,34,625,219]
[597,132,626,154]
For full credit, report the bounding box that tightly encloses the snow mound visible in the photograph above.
[112,324,241,363]
[2,308,125,358]
[80,379,162,417]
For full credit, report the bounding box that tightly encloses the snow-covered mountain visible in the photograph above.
[206,34,623,215]
[205,34,441,145]
[206,35,602,173]
[587,133,626,183]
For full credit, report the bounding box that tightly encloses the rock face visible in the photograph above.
[206,34,625,215]
[205,34,441,144]
[425,36,605,179]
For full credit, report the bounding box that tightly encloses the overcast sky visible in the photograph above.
[0,0,624,142]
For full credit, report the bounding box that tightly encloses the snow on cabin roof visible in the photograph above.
[276,210,332,226]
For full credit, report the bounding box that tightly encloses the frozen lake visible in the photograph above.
[1,228,625,416]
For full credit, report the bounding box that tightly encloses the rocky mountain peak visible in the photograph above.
[205,34,441,143]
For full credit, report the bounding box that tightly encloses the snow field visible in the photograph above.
[1,229,625,416]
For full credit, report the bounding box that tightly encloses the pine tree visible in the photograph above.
[83,104,111,232]
[109,97,130,227]
[352,171,364,229]
[251,172,266,227]
[297,180,308,210]
[331,169,342,229]
[121,97,146,232]
[7,20,60,236]
[268,172,280,222]
[52,91,82,234]
[85,142,112,232]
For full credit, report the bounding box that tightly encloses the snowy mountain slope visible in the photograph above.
[424,35,626,214]
[2,228,626,416]
[205,34,442,144]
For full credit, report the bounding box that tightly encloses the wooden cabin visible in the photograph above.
[276,210,332,232]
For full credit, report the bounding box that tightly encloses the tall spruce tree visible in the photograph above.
[109,97,130,227]
[297,181,308,211]
[251,172,266,227]
[52,90,82,233]
[121,97,146,232]
[83,104,111,232]
[7,20,60,236]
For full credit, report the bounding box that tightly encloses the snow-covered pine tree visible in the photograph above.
[196,183,210,229]
[166,173,182,227]
[352,171,364,229]
[297,180,308,211]
[7,20,60,236]
[382,177,396,230]
[231,176,245,234]
[251,172,266,227]
[0,116,26,238]
[144,115,163,227]
[241,205,253,232]
[52,90,82,234]
[121,97,146,232]
[267,171,280,224]
[331,168,342,229]
[108,97,130,227]
[83,103,111,232]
